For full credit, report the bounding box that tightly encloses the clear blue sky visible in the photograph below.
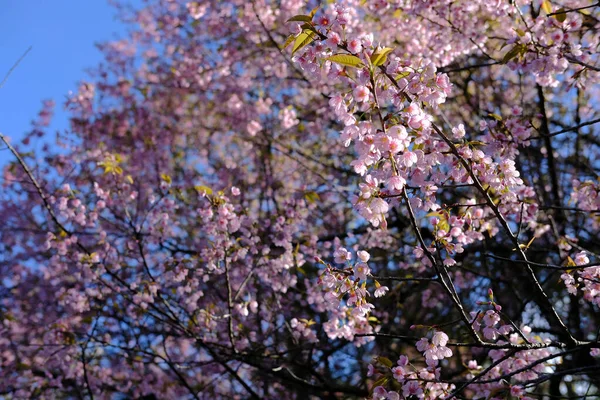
[0,1,139,166]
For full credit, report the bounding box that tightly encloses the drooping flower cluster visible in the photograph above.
[315,248,389,345]
[561,251,600,306]
[369,333,455,400]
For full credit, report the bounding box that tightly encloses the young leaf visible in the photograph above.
[541,0,552,14]
[281,34,296,50]
[370,47,394,67]
[554,8,567,22]
[368,315,379,322]
[502,44,525,64]
[377,356,393,368]
[327,54,363,68]
[300,23,319,34]
[309,6,319,18]
[370,376,389,391]
[292,31,315,55]
[161,173,172,185]
[195,185,213,195]
[304,191,320,204]
[395,71,411,80]
[287,15,312,23]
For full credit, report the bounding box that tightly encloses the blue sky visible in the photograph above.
[0,1,139,166]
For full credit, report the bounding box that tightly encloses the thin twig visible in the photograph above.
[0,46,32,91]
[548,2,599,16]
[0,133,68,234]
[528,117,600,140]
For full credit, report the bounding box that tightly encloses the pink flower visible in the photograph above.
[280,108,299,129]
[400,151,418,167]
[353,85,370,103]
[510,385,524,397]
[329,94,346,115]
[334,4,350,25]
[387,175,406,191]
[386,392,400,400]
[443,257,456,266]
[483,326,499,340]
[370,198,389,214]
[416,337,429,352]
[392,365,407,382]
[452,124,465,139]
[402,381,423,398]
[326,31,341,48]
[347,38,362,54]
[374,285,389,298]
[432,331,449,347]
[416,333,453,362]
[317,15,331,27]
[372,386,388,400]
[483,310,500,327]
[334,247,352,264]
[367,363,376,377]
[186,2,206,19]
[247,120,262,136]
[357,250,370,262]
[353,262,370,280]
[388,124,408,140]
[397,355,408,366]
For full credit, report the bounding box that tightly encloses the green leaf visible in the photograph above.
[137,86,149,98]
[370,376,389,393]
[426,211,443,218]
[488,113,503,121]
[395,71,410,80]
[287,15,312,23]
[161,173,172,185]
[304,191,320,204]
[309,6,319,18]
[467,140,487,147]
[502,44,526,64]
[327,54,363,68]
[195,185,213,195]
[300,23,319,34]
[63,332,77,345]
[370,47,394,67]
[292,31,315,55]
[377,356,393,368]
[554,8,567,22]
[565,256,577,273]
[541,0,552,14]
[368,315,379,323]
[16,362,31,371]
[281,34,296,50]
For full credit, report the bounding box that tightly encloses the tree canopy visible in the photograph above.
[1,0,600,398]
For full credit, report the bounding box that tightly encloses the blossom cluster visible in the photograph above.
[315,248,389,345]
[561,251,600,306]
